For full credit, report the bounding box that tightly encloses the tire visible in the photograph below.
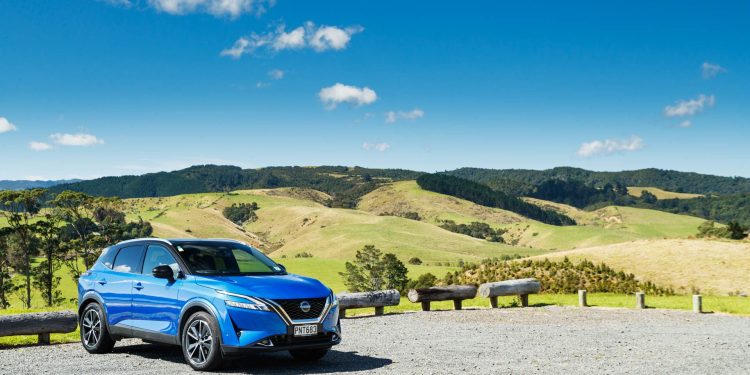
[80,303,116,354]
[289,348,329,361]
[181,311,223,371]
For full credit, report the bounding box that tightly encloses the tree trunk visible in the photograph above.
[0,311,78,336]
[407,285,477,302]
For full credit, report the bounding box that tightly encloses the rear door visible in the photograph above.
[102,245,145,332]
[130,244,184,339]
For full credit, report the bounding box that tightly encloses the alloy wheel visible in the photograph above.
[82,308,102,347]
[185,319,213,365]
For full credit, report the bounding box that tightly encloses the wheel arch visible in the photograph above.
[178,299,223,345]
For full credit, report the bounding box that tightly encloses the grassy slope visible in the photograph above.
[528,239,750,295]
[628,186,703,199]
[124,188,544,262]
[359,181,706,250]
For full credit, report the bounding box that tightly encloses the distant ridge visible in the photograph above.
[0,179,82,190]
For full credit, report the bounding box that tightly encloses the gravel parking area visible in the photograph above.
[1,306,749,374]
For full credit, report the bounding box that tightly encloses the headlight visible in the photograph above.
[217,290,271,312]
[330,291,339,308]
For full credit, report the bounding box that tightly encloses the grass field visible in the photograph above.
[345,293,750,317]
[124,188,547,263]
[628,186,703,199]
[359,181,705,250]
[529,239,750,295]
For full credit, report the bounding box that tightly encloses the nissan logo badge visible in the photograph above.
[299,301,311,313]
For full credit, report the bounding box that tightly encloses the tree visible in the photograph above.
[640,190,658,204]
[339,245,409,293]
[407,273,438,290]
[0,189,46,309]
[222,202,259,225]
[51,191,98,278]
[0,228,16,309]
[33,214,65,307]
[727,221,748,240]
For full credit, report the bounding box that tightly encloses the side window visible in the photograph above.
[142,245,180,276]
[99,247,118,269]
[112,245,145,274]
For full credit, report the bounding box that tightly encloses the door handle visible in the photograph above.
[98,279,107,285]
[134,282,144,291]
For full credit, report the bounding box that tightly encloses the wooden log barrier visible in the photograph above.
[407,285,477,311]
[0,310,78,345]
[478,278,541,308]
[337,289,401,318]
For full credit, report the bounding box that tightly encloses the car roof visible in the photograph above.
[114,238,246,247]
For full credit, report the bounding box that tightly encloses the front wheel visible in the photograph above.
[80,303,116,354]
[181,311,223,371]
[289,348,329,361]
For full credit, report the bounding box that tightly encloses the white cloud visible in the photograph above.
[220,37,251,59]
[702,62,727,79]
[273,26,306,50]
[147,0,272,18]
[29,141,52,151]
[664,94,715,117]
[362,142,390,152]
[255,81,271,89]
[50,133,104,146]
[679,120,692,128]
[385,108,424,124]
[221,22,362,59]
[577,136,644,157]
[319,83,377,109]
[268,69,284,80]
[0,117,17,133]
[309,24,363,51]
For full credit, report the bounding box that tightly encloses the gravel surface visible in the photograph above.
[1,306,749,374]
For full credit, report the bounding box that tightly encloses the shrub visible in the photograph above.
[339,245,409,293]
[407,273,438,290]
[222,202,259,225]
[294,251,313,258]
[408,257,423,265]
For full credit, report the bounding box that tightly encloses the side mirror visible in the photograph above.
[276,263,287,272]
[153,265,175,281]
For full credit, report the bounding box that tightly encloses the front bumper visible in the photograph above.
[222,331,341,354]
[214,293,341,352]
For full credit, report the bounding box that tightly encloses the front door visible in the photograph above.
[130,244,183,338]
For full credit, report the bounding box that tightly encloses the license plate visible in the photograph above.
[293,324,318,337]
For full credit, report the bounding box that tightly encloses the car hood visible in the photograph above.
[192,273,330,300]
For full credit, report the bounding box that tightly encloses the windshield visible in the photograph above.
[172,241,284,276]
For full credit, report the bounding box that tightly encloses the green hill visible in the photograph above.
[359,181,706,250]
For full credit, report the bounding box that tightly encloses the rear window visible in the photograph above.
[112,245,145,274]
[99,247,117,269]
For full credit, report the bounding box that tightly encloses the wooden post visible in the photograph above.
[421,301,431,311]
[489,296,498,308]
[453,299,462,310]
[693,295,702,313]
[340,309,346,318]
[578,290,587,307]
[635,292,645,309]
[374,306,384,316]
[38,333,50,345]
[519,294,529,307]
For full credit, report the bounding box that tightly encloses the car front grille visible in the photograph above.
[271,297,327,321]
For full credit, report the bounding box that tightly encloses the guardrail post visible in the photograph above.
[374,306,384,316]
[38,333,51,345]
[635,292,645,309]
[693,295,702,313]
[578,290,587,307]
[453,299,462,310]
[489,296,498,308]
[421,301,431,311]
[519,294,529,307]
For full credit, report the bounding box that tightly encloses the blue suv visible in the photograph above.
[77,238,341,371]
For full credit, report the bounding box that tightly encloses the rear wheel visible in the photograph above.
[181,311,223,371]
[80,303,116,354]
[289,348,329,361]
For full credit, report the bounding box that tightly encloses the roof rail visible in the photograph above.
[115,237,173,246]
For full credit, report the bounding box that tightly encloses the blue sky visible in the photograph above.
[1,0,749,180]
